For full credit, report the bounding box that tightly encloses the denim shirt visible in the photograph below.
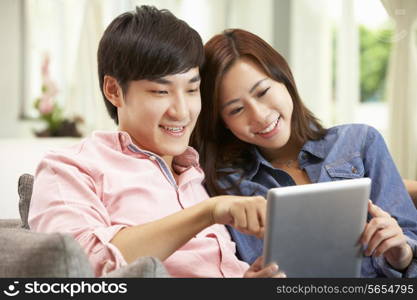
[217,124,417,277]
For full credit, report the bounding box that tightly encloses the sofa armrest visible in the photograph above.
[0,227,169,278]
[18,173,34,229]
[404,179,417,208]
[0,219,22,229]
[104,256,170,278]
[0,229,94,277]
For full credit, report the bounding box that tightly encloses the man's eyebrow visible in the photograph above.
[149,74,201,85]
[150,78,172,85]
[189,74,201,83]
[221,78,268,110]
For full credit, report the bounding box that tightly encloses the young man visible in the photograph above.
[28,6,282,278]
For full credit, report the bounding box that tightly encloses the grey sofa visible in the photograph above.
[0,174,169,278]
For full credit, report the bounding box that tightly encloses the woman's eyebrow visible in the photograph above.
[221,78,268,110]
[249,78,268,93]
[221,98,240,110]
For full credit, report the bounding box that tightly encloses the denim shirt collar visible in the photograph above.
[302,135,335,160]
[245,136,332,180]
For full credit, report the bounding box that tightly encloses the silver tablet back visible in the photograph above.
[263,178,371,277]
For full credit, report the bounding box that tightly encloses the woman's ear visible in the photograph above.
[103,75,123,107]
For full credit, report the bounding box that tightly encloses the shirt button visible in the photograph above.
[351,166,358,174]
[149,156,156,161]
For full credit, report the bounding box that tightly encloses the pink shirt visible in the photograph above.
[28,131,249,277]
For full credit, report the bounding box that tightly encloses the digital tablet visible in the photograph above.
[263,178,371,277]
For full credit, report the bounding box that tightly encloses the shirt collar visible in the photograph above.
[301,140,326,159]
[245,146,273,180]
[244,135,332,179]
[250,146,273,168]
[117,130,200,173]
[172,147,200,173]
[301,131,335,160]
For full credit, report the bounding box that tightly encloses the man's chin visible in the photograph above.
[155,143,189,158]
[166,147,189,157]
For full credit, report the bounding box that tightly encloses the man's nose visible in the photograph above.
[168,94,188,121]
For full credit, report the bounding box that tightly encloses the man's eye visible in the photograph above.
[229,107,243,115]
[257,87,270,98]
[188,88,199,93]
[151,90,168,95]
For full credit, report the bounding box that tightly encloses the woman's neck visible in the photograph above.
[258,137,302,165]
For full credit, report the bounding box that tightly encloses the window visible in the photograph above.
[357,0,393,103]
[21,0,85,119]
[328,0,392,134]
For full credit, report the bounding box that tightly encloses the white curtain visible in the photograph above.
[225,0,274,44]
[24,0,86,117]
[381,0,417,179]
[65,0,118,133]
[334,0,360,125]
[290,0,334,127]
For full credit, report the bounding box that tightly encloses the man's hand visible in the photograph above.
[209,195,266,238]
[360,200,413,271]
[244,256,286,278]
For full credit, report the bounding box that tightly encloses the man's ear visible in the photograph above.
[103,75,123,107]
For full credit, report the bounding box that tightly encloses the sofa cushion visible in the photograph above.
[0,229,94,277]
[18,173,34,229]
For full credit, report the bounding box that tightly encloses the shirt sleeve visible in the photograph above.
[28,152,128,277]
[363,126,417,277]
[373,237,417,278]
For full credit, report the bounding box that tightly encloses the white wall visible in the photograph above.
[0,138,81,219]
[290,0,333,127]
[0,0,24,218]
[0,0,71,219]
[0,0,42,139]
[0,0,21,138]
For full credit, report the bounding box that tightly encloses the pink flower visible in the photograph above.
[41,54,50,78]
[43,77,58,99]
[37,53,59,116]
[39,95,54,115]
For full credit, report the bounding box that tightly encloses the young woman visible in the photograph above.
[192,29,417,277]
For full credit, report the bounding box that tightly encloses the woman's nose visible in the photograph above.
[248,101,268,127]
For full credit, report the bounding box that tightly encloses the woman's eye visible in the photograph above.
[229,107,243,115]
[257,87,270,98]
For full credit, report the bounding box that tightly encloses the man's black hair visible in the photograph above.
[97,5,204,124]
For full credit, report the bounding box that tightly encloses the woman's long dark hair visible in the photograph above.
[191,29,327,196]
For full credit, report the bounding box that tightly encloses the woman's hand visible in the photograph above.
[209,195,266,238]
[360,200,413,271]
[244,256,286,278]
